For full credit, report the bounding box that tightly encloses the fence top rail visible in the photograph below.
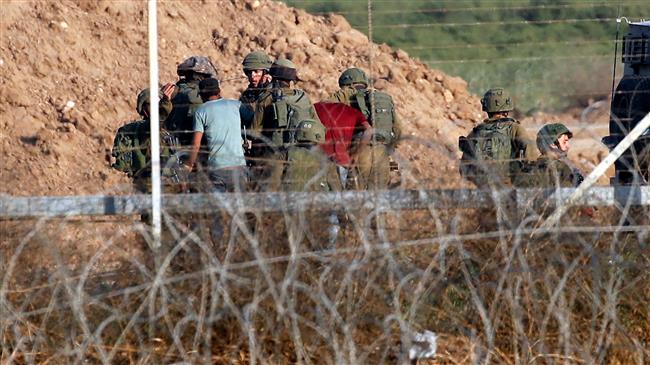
[0,186,648,218]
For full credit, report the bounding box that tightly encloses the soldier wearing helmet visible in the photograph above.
[239,51,273,169]
[459,88,538,187]
[165,55,218,148]
[328,67,402,190]
[513,123,583,188]
[111,87,181,194]
[240,51,273,109]
[248,58,327,192]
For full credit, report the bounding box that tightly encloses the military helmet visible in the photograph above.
[136,88,170,120]
[536,123,573,153]
[269,58,301,81]
[242,51,272,71]
[295,119,325,144]
[481,88,514,113]
[136,88,152,116]
[338,67,369,87]
[176,56,217,78]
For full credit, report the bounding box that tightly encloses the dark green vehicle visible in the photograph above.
[602,21,650,185]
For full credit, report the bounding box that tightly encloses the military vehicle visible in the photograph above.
[602,20,650,185]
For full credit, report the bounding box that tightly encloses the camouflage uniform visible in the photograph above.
[111,88,180,193]
[253,86,327,191]
[513,156,580,188]
[459,88,538,187]
[239,51,272,118]
[250,59,327,192]
[328,68,402,190]
[166,56,217,147]
[513,123,583,188]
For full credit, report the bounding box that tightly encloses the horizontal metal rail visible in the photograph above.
[0,186,648,218]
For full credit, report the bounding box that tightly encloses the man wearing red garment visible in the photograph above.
[314,101,373,189]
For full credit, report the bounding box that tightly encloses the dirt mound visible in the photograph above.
[0,0,482,196]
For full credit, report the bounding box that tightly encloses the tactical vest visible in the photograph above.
[513,157,582,188]
[268,88,323,148]
[352,89,397,143]
[459,118,518,186]
[167,81,203,146]
[111,120,178,179]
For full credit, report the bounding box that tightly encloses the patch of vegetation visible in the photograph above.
[285,0,650,112]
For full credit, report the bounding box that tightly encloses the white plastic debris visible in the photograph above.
[408,330,438,361]
[62,100,75,113]
[60,21,68,29]
[0,59,4,67]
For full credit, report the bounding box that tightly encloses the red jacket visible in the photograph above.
[315,102,370,167]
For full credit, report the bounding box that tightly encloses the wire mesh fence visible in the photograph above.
[2,189,649,364]
[2,0,650,364]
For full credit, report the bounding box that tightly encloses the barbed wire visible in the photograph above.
[309,2,648,16]
[3,1,650,364]
[352,17,617,29]
[402,39,623,51]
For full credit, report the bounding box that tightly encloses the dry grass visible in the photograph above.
[1,202,649,364]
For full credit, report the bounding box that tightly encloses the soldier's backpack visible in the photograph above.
[166,81,203,146]
[459,118,517,186]
[270,88,324,148]
[352,89,397,144]
[111,120,178,178]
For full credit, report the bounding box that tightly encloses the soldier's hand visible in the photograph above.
[161,83,178,101]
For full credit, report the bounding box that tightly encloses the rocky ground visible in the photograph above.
[0,0,490,198]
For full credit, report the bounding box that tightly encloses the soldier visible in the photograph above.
[459,88,538,187]
[251,58,327,192]
[249,58,333,247]
[165,55,218,148]
[328,67,402,190]
[239,51,273,180]
[239,51,273,125]
[111,87,181,193]
[514,123,584,188]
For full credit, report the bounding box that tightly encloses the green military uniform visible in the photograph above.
[239,51,273,130]
[459,88,538,187]
[513,156,579,188]
[254,87,326,191]
[251,59,328,192]
[111,89,180,193]
[166,56,217,147]
[328,68,402,190]
[513,123,583,188]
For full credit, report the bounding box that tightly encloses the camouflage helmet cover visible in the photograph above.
[176,56,217,77]
[536,123,573,153]
[242,51,272,71]
[338,67,368,87]
[481,88,514,113]
[269,58,301,81]
[295,119,325,144]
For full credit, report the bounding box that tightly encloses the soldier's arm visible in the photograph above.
[326,89,352,105]
[185,111,205,170]
[304,94,322,123]
[184,132,203,172]
[548,160,575,187]
[354,113,373,159]
[512,123,539,160]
